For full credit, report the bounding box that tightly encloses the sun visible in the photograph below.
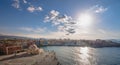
[77,13,94,28]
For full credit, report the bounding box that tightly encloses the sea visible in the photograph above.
[42,46,120,65]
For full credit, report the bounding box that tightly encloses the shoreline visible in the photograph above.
[40,45,120,48]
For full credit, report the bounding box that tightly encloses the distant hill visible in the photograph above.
[0,34,32,40]
[109,39,120,43]
[0,34,3,36]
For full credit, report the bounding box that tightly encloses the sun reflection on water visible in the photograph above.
[79,47,91,65]
[80,47,89,55]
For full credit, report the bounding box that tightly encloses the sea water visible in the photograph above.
[42,46,120,65]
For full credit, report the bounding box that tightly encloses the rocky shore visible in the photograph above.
[0,51,60,65]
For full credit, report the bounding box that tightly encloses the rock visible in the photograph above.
[27,43,44,55]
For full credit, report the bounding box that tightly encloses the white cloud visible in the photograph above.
[98,29,106,34]
[27,6,43,12]
[20,27,33,32]
[8,30,120,39]
[27,6,35,12]
[1,27,120,39]
[44,10,76,34]
[23,0,27,4]
[11,0,43,12]
[44,10,60,23]
[12,0,20,9]
[20,27,46,33]
[36,7,43,11]
[90,5,108,13]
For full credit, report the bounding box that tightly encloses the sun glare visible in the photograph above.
[77,13,94,28]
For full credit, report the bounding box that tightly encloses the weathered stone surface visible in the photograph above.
[0,51,60,65]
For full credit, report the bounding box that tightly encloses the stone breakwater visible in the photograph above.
[0,51,61,65]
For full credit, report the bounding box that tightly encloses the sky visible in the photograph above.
[0,0,120,39]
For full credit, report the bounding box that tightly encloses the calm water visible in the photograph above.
[42,46,120,65]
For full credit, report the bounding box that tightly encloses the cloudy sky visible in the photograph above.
[0,0,120,39]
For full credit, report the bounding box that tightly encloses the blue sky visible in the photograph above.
[0,0,120,39]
